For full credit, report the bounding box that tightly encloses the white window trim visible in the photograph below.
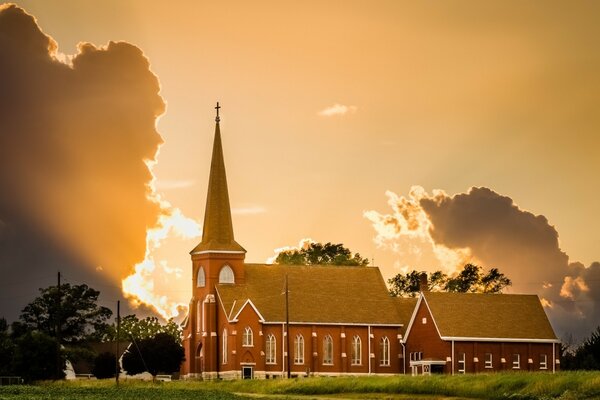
[294,334,305,365]
[266,334,276,365]
[323,335,333,365]
[222,329,228,365]
[219,265,235,284]
[457,352,466,374]
[197,266,206,287]
[351,335,362,366]
[196,301,201,333]
[540,354,548,370]
[242,326,253,347]
[380,336,390,366]
[512,353,520,369]
[484,353,493,369]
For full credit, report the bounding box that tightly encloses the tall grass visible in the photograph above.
[212,371,600,399]
[0,372,598,400]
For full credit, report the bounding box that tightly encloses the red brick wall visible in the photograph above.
[404,297,558,374]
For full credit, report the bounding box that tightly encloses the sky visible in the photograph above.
[0,1,598,341]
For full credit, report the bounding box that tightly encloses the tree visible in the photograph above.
[570,326,600,370]
[17,283,112,343]
[0,317,16,376]
[92,351,116,379]
[12,330,64,382]
[388,264,511,297]
[122,332,184,377]
[275,242,369,266]
[103,315,182,344]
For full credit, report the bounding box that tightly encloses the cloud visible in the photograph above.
[0,4,189,321]
[317,103,357,117]
[365,186,600,340]
[154,179,196,190]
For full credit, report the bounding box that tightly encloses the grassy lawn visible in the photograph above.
[0,372,599,400]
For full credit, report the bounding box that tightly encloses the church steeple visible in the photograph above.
[191,103,245,254]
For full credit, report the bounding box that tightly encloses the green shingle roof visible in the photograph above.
[216,264,402,325]
[422,292,557,341]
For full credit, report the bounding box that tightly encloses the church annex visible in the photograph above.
[180,106,559,379]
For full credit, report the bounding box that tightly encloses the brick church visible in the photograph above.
[180,106,559,379]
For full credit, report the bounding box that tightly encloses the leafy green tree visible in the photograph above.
[104,315,182,344]
[122,332,184,377]
[12,330,64,382]
[17,283,112,343]
[388,264,511,297]
[0,317,16,376]
[275,242,369,266]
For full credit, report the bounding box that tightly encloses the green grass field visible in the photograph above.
[0,372,599,400]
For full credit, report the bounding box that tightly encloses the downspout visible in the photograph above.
[552,342,556,374]
[368,326,372,375]
[400,341,406,375]
[451,340,455,375]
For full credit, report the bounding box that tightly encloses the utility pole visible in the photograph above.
[285,274,291,379]
[56,271,62,380]
[116,300,120,386]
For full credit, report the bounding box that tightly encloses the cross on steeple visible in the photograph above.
[215,102,221,123]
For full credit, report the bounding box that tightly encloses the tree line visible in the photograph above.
[0,282,184,382]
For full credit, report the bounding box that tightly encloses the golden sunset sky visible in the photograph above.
[2,1,599,339]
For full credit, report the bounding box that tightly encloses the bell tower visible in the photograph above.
[182,103,246,378]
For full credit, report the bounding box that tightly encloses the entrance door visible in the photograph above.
[242,366,253,379]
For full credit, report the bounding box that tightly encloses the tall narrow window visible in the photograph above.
[243,327,253,347]
[458,352,466,373]
[196,301,201,332]
[351,335,361,365]
[219,265,235,284]
[380,336,390,366]
[196,266,205,287]
[512,353,520,369]
[323,335,333,365]
[222,328,228,364]
[294,334,305,364]
[484,353,493,369]
[266,334,276,364]
[540,354,548,370]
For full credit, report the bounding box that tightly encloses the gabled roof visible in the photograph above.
[191,119,245,254]
[394,297,418,329]
[216,264,402,326]
[420,292,558,342]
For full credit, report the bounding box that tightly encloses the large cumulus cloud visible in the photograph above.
[366,186,599,340]
[0,4,165,321]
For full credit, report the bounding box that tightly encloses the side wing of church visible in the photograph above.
[180,106,559,379]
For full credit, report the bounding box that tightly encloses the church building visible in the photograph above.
[180,105,559,379]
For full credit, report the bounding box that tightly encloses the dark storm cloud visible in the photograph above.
[0,4,165,321]
[419,187,599,340]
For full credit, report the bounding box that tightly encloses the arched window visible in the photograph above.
[219,265,235,284]
[351,335,361,365]
[196,266,205,287]
[294,334,304,365]
[266,334,276,364]
[243,326,253,347]
[222,328,228,364]
[380,336,390,366]
[323,335,333,365]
